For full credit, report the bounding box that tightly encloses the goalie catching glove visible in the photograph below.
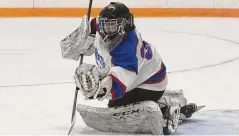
[74,63,112,100]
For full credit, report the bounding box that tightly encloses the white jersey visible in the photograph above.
[92,19,167,100]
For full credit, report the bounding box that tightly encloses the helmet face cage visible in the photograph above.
[99,17,125,38]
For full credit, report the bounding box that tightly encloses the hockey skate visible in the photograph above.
[180,103,205,120]
[161,103,202,134]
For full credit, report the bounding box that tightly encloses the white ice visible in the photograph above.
[0,17,239,135]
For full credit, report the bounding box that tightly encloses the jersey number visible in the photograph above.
[140,41,153,60]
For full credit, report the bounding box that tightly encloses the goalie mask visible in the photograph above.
[98,2,135,40]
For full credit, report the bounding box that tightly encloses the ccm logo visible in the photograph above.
[113,109,140,117]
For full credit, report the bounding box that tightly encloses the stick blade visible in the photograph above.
[68,117,76,135]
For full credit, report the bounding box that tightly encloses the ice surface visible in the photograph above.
[0,17,238,135]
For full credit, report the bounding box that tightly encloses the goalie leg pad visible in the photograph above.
[77,101,164,135]
[158,89,187,108]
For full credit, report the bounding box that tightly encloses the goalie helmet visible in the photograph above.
[98,2,135,40]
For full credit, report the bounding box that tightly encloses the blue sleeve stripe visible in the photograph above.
[143,63,167,84]
[109,74,126,100]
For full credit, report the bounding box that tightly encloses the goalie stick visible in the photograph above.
[68,0,93,135]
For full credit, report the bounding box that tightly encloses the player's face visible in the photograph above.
[102,19,118,35]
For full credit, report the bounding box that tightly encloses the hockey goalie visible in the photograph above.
[62,2,200,135]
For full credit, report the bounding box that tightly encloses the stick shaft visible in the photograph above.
[68,0,93,135]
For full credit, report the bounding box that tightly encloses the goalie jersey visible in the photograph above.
[90,17,167,100]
